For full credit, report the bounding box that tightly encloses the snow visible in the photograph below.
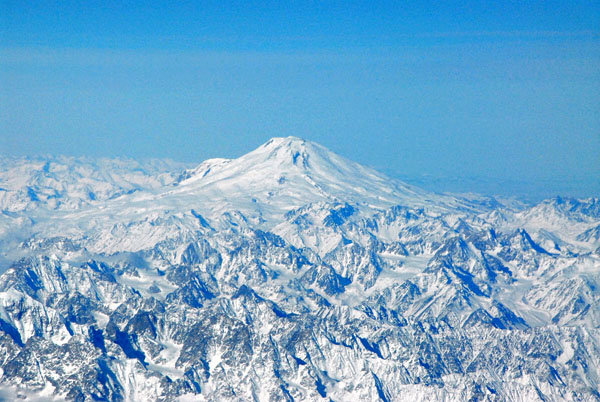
[557,339,574,364]
[0,137,598,401]
[147,340,184,379]
[0,137,480,258]
[92,311,110,328]
[116,267,177,301]
[0,384,64,401]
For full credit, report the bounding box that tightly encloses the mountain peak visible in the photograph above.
[250,136,313,169]
[168,136,471,223]
[262,136,306,148]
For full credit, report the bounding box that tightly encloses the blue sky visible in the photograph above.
[1,1,599,198]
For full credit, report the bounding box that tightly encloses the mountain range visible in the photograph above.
[0,137,598,401]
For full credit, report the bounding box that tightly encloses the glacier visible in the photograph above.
[0,137,598,401]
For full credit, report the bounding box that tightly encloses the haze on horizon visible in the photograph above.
[1,1,599,200]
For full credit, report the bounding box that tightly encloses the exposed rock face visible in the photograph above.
[0,138,599,401]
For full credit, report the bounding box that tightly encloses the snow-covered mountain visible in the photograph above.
[0,137,598,401]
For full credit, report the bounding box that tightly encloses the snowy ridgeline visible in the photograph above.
[0,137,599,401]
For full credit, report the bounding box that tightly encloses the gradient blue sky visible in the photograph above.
[1,1,599,198]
